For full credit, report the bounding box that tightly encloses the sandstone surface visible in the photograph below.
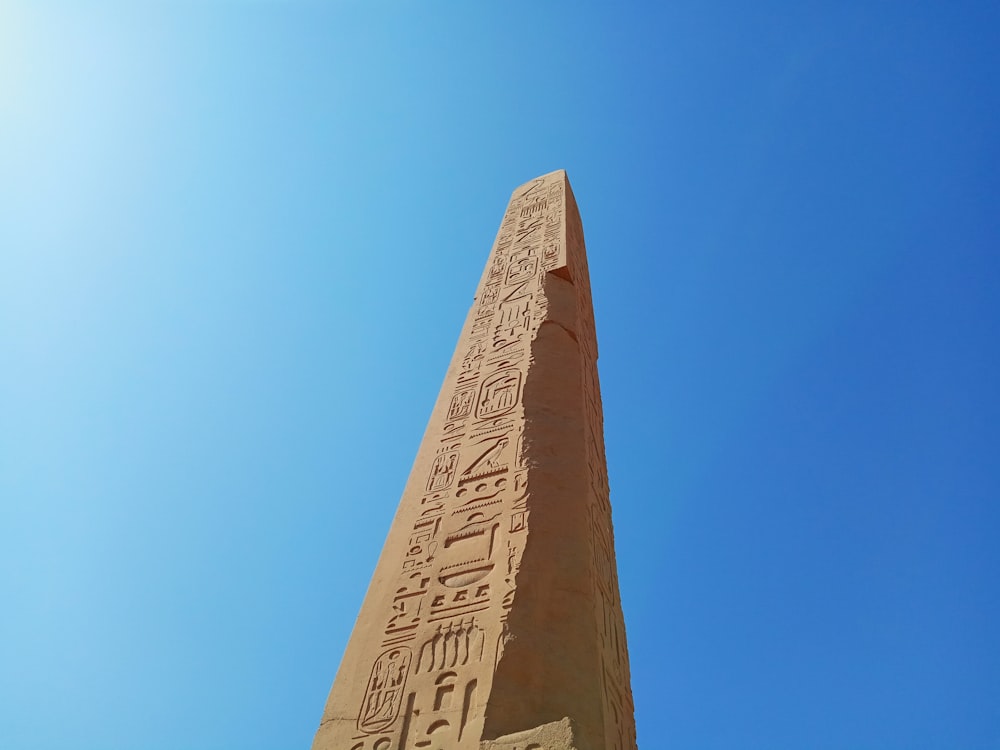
[312,171,637,750]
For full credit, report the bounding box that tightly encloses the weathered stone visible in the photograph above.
[311,171,637,750]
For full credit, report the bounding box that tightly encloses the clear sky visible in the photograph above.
[1,2,998,749]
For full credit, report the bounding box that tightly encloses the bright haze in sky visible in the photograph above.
[1,2,998,749]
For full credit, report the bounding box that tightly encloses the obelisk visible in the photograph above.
[312,171,637,750]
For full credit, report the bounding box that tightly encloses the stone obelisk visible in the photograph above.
[312,171,637,750]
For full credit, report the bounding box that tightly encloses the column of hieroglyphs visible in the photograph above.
[311,170,638,750]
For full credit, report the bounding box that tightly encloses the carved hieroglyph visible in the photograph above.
[312,171,637,750]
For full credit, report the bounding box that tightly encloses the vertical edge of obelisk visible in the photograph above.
[480,171,608,749]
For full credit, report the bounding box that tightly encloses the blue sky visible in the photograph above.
[1,2,998,748]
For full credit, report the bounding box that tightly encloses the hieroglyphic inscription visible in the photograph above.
[351,176,564,748]
[416,617,486,673]
[427,451,459,492]
[358,648,412,733]
[317,172,635,750]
